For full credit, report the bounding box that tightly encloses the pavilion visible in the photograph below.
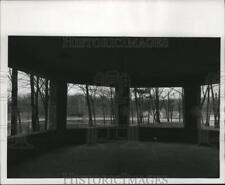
[7,36,220,178]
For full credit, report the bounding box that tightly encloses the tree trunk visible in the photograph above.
[181,88,185,123]
[206,85,210,127]
[11,69,18,135]
[101,97,106,126]
[178,103,181,122]
[167,92,170,122]
[155,88,160,123]
[35,76,40,131]
[170,107,173,122]
[90,96,96,125]
[110,88,114,124]
[131,101,134,124]
[178,94,181,123]
[44,80,49,130]
[134,88,139,125]
[30,74,37,132]
[148,88,152,124]
[200,86,208,125]
[214,92,219,127]
[152,108,156,123]
[139,93,143,124]
[147,111,150,124]
[85,84,93,127]
[216,84,220,128]
[210,84,218,127]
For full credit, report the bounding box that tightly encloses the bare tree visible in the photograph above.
[177,92,182,122]
[133,88,140,125]
[85,84,93,127]
[205,85,211,126]
[78,84,94,127]
[30,74,37,132]
[169,97,174,122]
[138,89,145,124]
[10,68,18,135]
[200,85,208,125]
[146,88,153,124]
[97,87,107,126]
[130,100,134,124]
[133,88,138,124]
[8,70,32,134]
[38,79,49,130]
[216,84,220,127]
[44,80,49,129]
[166,91,170,122]
[35,76,40,131]
[89,86,98,125]
[166,90,175,123]
[171,88,184,123]
[154,88,161,123]
[109,87,115,124]
[210,84,220,127]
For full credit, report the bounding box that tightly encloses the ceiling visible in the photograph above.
[8,36,220,87]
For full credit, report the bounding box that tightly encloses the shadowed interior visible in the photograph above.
[7,37,220,178]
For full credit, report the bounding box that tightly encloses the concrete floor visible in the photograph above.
[8,141,219,178]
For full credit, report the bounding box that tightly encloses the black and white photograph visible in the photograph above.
[6,36,221,179]
[0,1,224,184]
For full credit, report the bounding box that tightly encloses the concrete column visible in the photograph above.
[56,81,67,131]
[48,81,67,131]
[183,84,201,143]
[115,84,130,127]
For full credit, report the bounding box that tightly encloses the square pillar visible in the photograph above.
[48,80,67,131]
[56,81,67,131]
[183,84,201,143]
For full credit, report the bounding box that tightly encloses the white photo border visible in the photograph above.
[0,0,224,184]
